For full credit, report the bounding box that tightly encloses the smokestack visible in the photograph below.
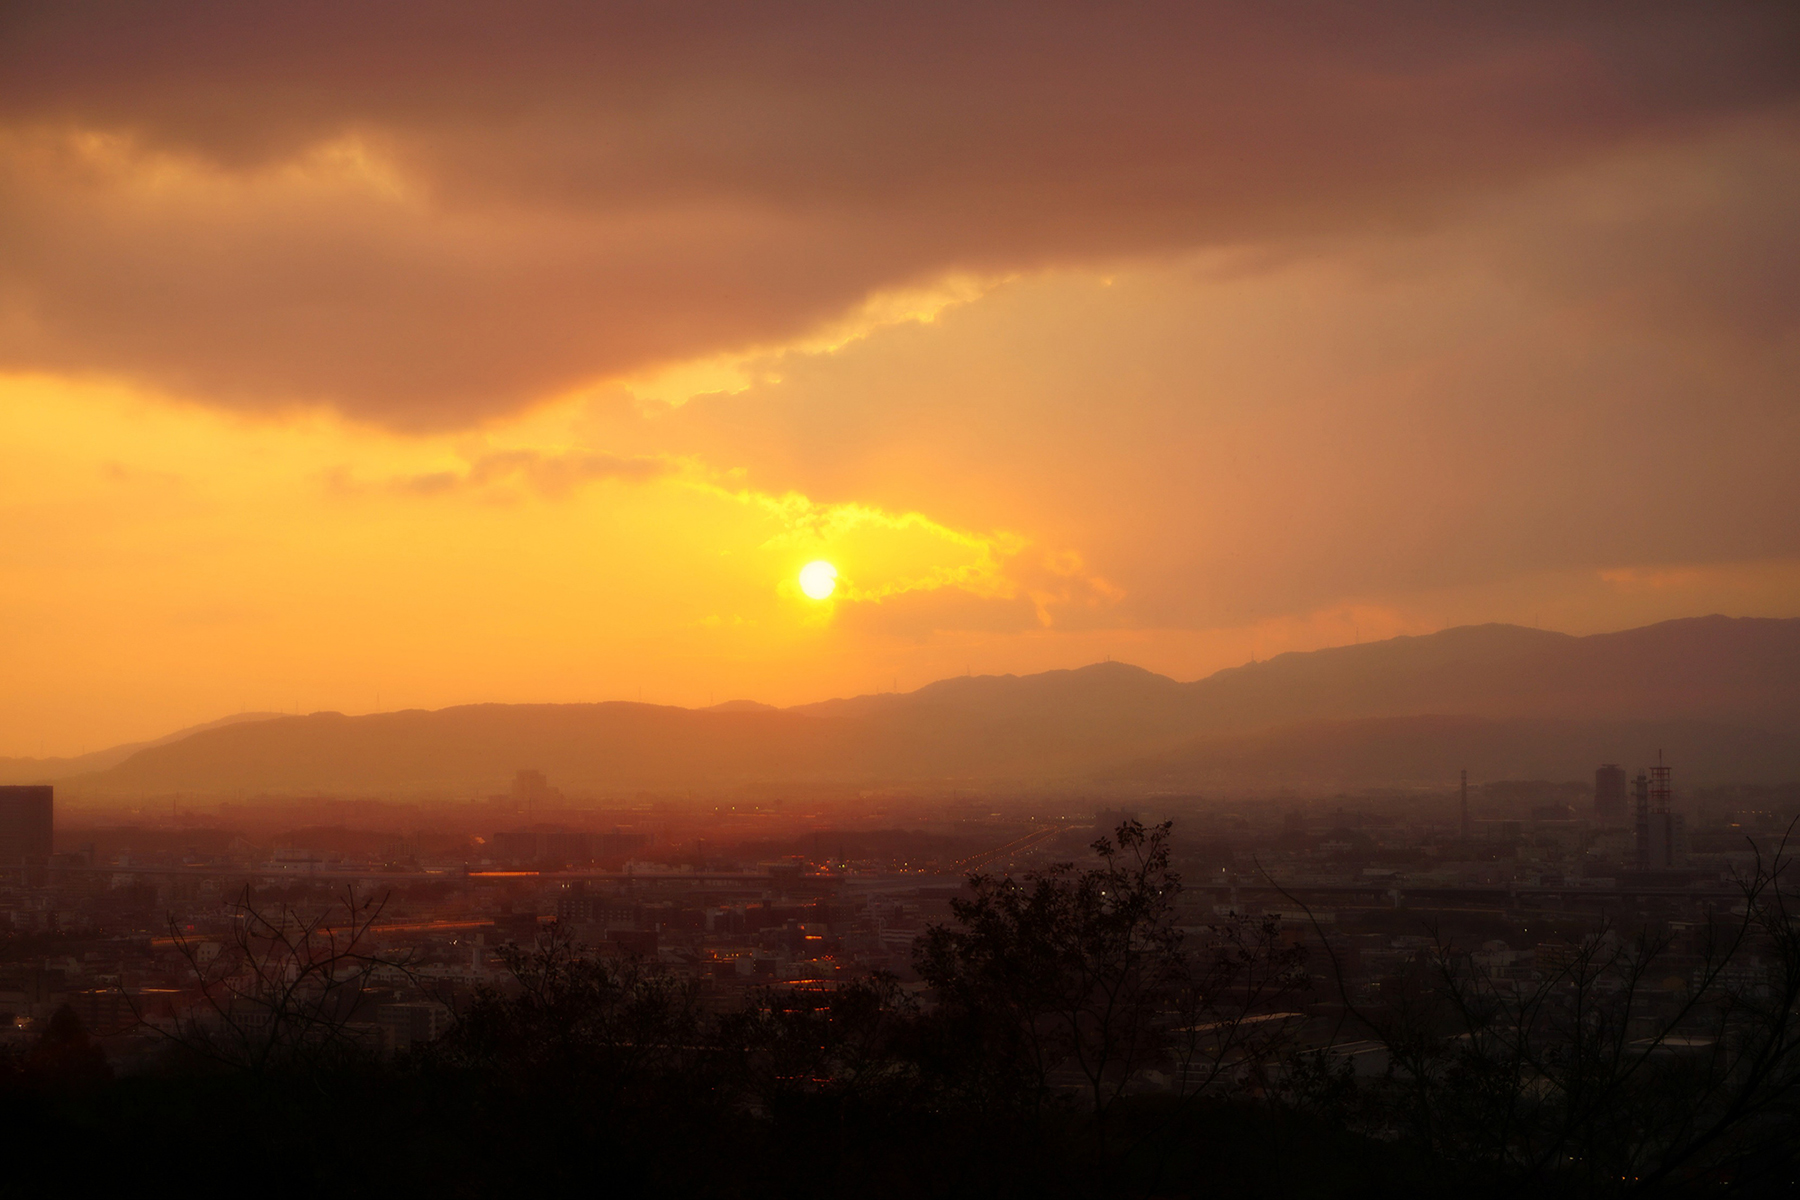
[1459,769,1469,841]
[1650,749,1671,815]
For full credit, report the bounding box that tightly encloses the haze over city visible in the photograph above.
[2,5,1799,1197]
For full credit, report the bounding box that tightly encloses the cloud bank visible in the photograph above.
[2,1,1795,426]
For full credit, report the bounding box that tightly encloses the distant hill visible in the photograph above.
[56,615,1800,798]
[703,699,780,713]
[1159,617,1800,731]
[0,712,285,785]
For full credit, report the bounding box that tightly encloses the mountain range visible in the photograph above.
[0,712,284,787]
[15,615,1800,799]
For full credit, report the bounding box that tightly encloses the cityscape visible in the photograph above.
[0,627,1798,1194]
[4,2,1799,1196]
[0,749,1794,1065]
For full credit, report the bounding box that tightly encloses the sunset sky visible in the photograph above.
[3,3,1798,757]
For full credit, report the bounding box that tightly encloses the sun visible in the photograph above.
[798,560,838,600]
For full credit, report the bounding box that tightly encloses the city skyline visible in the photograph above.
[4,8,1800,1191]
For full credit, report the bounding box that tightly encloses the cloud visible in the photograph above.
[829,548,1125,639]
[671,477,1120,628]
[1599,562,1800,598]
[0,2,1794,426]
[623,120,1800,634]
[352,448,671,498]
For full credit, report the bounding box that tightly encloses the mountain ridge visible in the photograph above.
[0,711,287,785]
[45,615,1800,797]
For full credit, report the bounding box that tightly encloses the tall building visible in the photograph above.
[1594,763,1627,825]
[0,786,53,861]
[1634,753,1679,870]
[510,769,562,814]
[1459,769,1469,840]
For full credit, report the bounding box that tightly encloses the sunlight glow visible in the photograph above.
[798,560,838,600]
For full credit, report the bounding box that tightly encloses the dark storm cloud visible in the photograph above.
[0,1,1795,427]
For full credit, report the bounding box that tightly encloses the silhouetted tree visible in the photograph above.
[917,820,1182,1121]
[1287,835,1800,1197]
[721,972,918,1113]
[437,922,706,1090]
[25,1005,110,1090]
[917,819,1309,1143]
[134,884,413,1073]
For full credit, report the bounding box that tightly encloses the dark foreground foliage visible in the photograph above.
[0,1052,1474,1200]
[1,821,1798,1200]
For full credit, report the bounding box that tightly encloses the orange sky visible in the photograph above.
[2,4,1798,756]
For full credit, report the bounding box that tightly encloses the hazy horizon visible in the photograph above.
[11,613,1796,797]
[0,611,1776,760]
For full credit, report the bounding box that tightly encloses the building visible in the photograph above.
[511,768,561,812]
[1634,755,1681,870]
[377,1001,449,1049]
[1594,764,1627,825]
[0,787,53,861]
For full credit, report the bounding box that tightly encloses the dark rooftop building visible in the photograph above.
[0,786,53,861]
